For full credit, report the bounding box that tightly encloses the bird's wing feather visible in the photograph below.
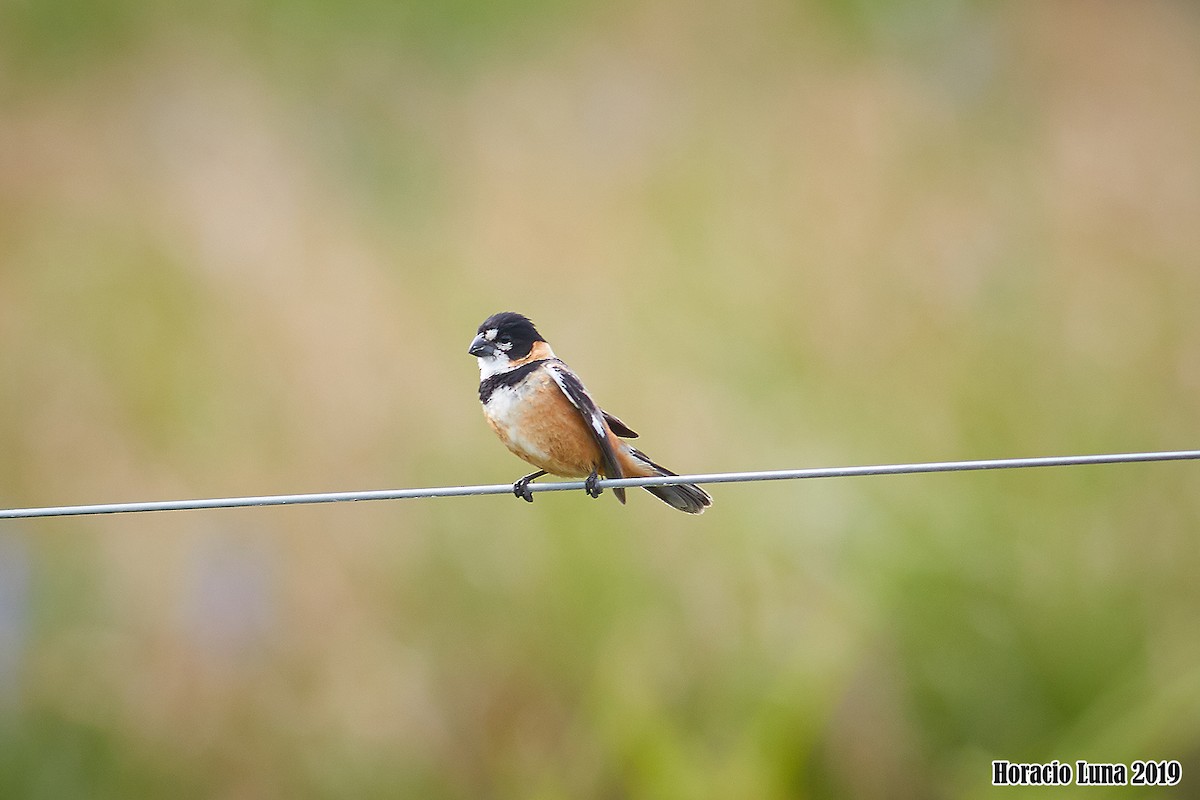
[546,363,626,497]
[603,411,638,438]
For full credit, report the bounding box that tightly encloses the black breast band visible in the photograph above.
[478,359,550,403]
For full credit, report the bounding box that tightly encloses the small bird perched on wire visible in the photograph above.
[469,312,712,514]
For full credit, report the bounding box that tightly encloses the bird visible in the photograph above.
[468,312,712,514]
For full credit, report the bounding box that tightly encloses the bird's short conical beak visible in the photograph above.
[468,333,494,357]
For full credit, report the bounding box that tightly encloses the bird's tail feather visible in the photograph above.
[626,448,712,514]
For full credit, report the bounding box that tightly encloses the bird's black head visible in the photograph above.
[468,311,547,362]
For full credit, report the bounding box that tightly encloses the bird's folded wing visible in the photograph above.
[603,411,638,438]
[545,362,625,485]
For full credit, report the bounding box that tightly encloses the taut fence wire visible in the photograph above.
[1,449,1197,520]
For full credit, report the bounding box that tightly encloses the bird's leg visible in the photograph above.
[513,470,548,503]
[584,468,604,499]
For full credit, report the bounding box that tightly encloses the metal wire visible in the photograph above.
[1,449,1196,520]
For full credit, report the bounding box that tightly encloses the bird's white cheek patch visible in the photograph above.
[477,353,512,380]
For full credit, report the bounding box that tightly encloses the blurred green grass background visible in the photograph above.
[1,0,1199,797]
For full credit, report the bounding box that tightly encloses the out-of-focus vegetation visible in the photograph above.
[2,0,1199,797]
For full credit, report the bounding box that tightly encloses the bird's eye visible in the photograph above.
[498,334,512,345]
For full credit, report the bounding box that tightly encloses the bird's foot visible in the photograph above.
[513,470,547,503]
[584,469,603,499]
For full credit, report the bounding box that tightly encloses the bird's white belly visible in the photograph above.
[483,382,551,463]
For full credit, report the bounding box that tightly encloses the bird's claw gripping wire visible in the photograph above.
[584,469,603,499]
[513,470,547,503]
